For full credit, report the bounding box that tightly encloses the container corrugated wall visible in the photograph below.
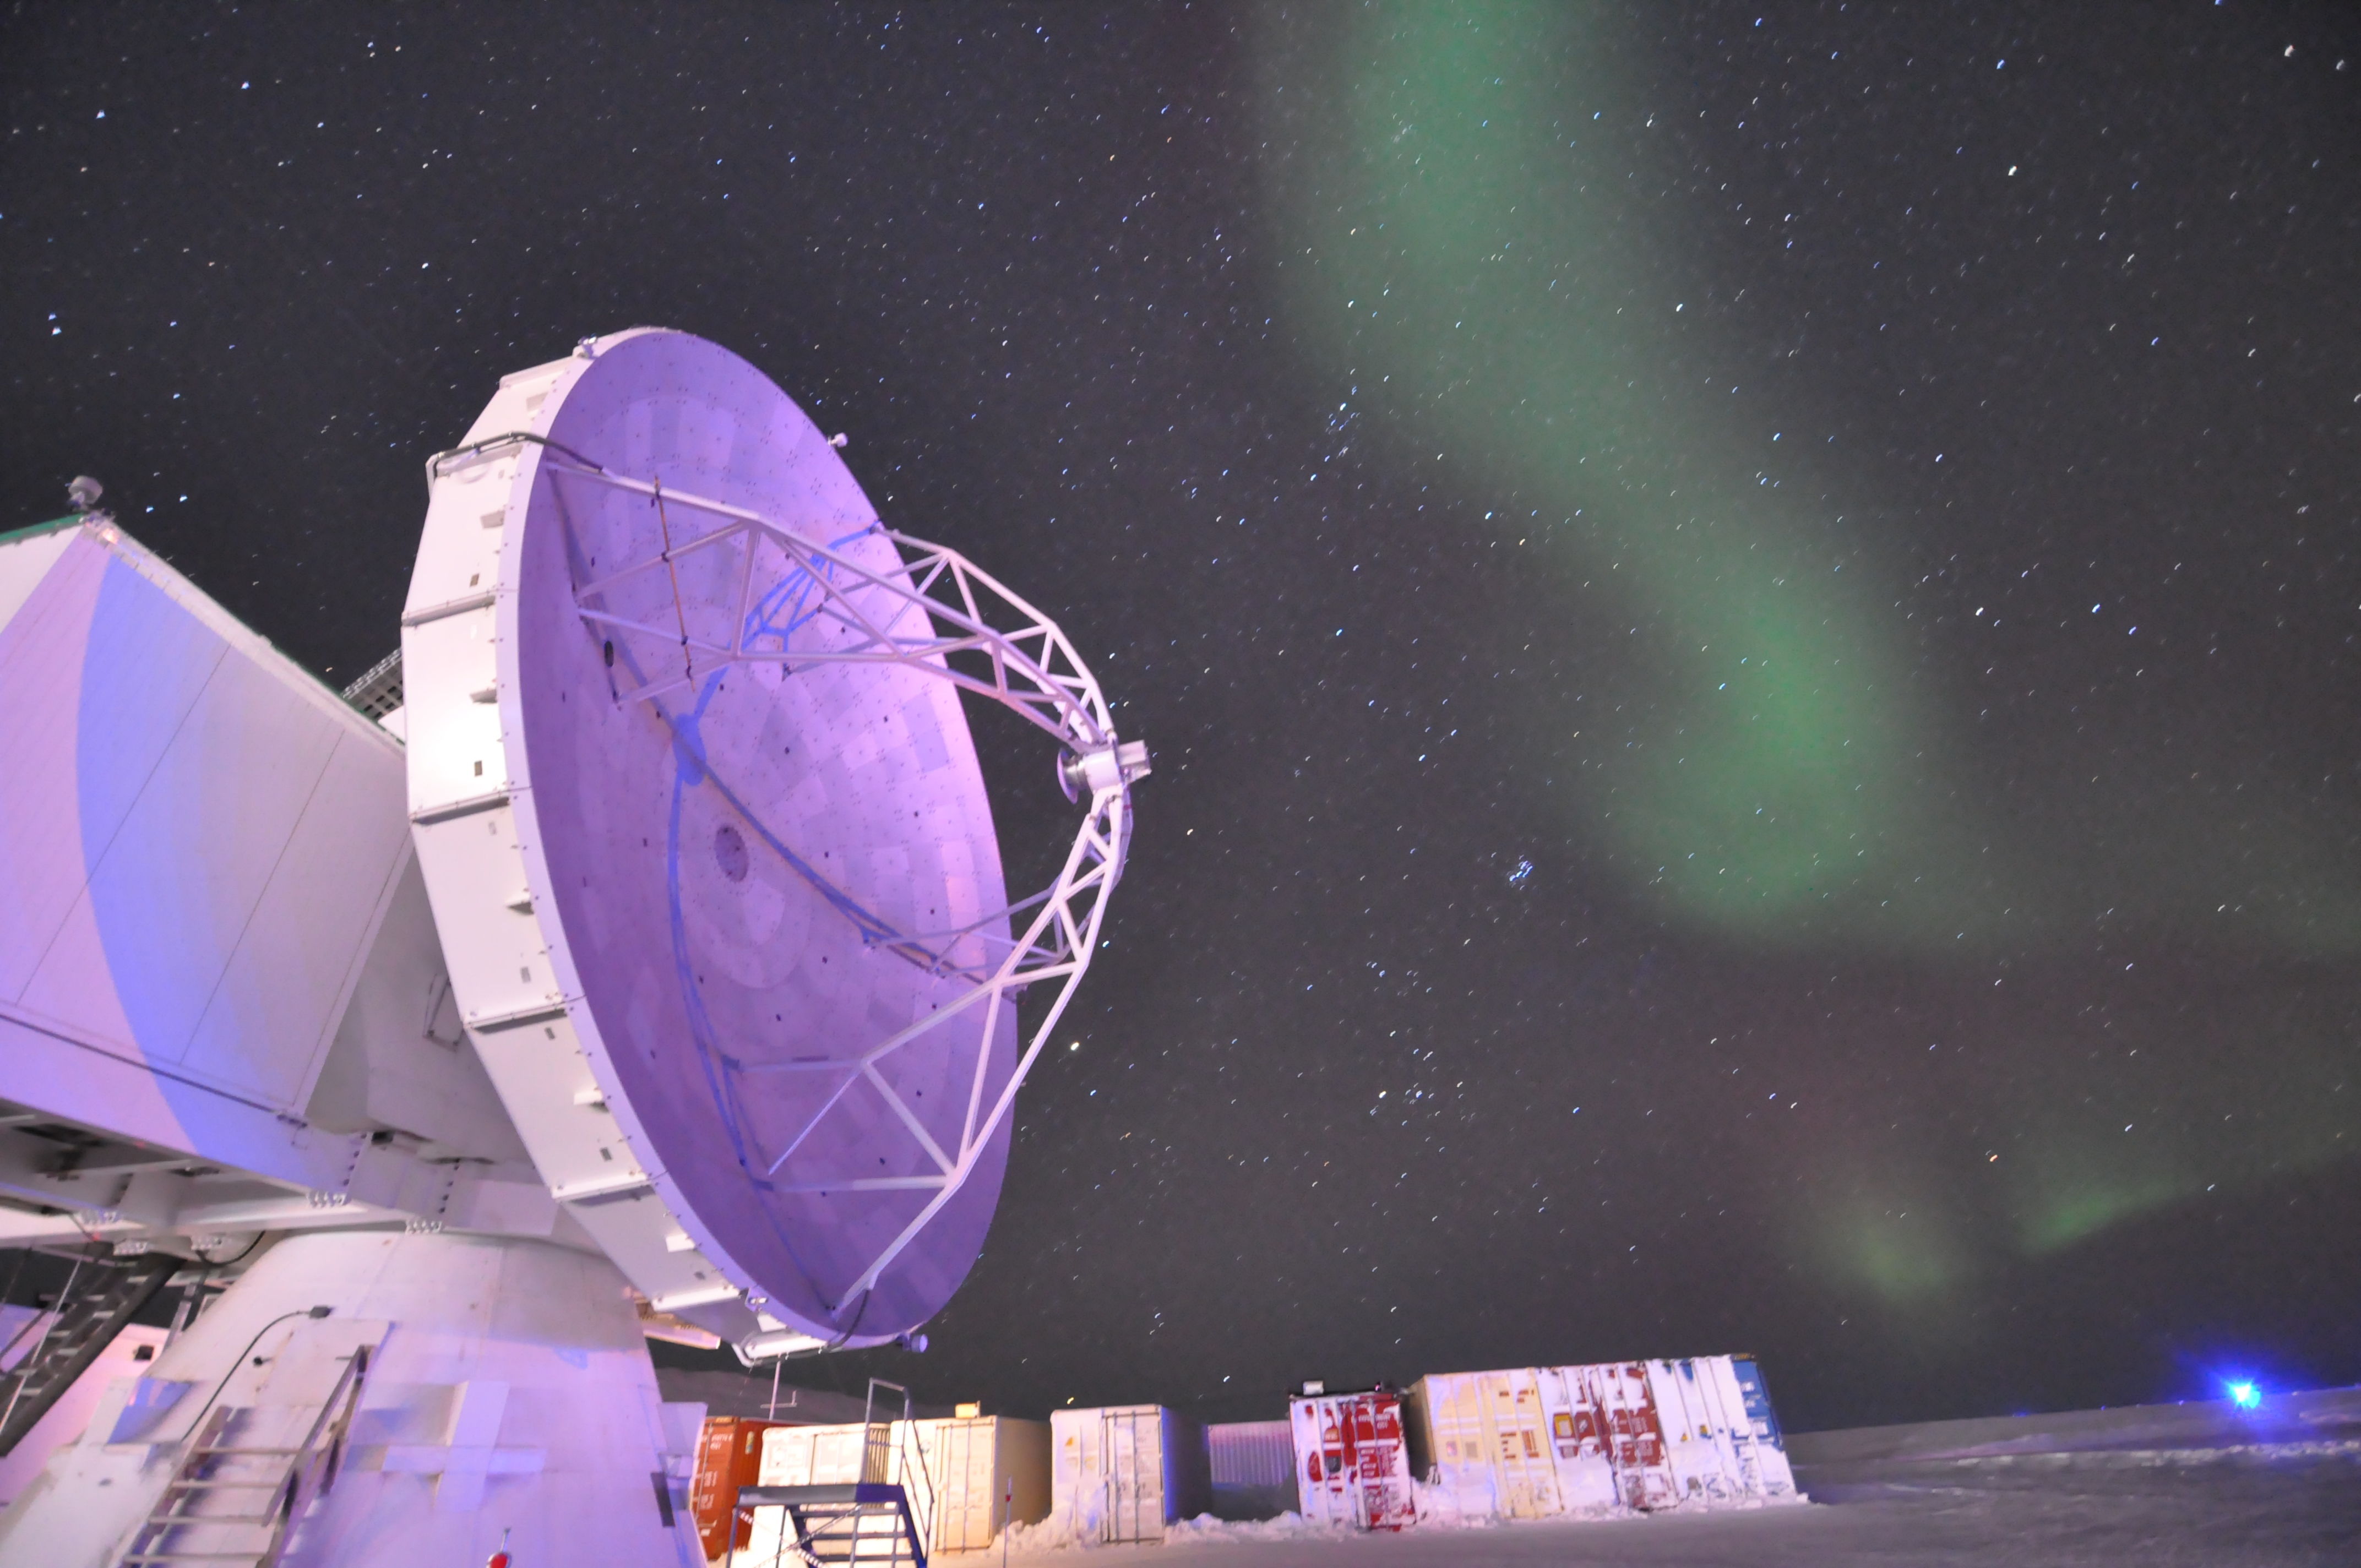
[1049,1406,1211,1543]
[690,1417,786,1558]
[1206,1420,1294,1521]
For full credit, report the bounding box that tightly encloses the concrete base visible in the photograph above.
[0,1228,705,1567]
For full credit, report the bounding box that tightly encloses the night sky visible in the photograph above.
[7,3,2360,1434]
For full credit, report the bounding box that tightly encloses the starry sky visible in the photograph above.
[6,3,2359,1433]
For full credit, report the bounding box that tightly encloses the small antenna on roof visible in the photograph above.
[66,476,104,513]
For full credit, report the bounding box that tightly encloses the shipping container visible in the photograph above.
[1289,1388,1418,1531]
[1206,1420,1296,1521]
[1642,1356,1799,1506]
[748,1416,1049,1557]
[1406,1355,1798,1522]
[1049,1406,1211,1544]
[926,1416,1052,1552]
[690,1417,788,1559]
[1404,1370,1568,1519]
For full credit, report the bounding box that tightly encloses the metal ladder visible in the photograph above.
[116,1344,371,1568]
[0,1251,176,1456]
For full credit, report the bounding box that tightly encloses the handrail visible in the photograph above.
[254,1344,371,1568]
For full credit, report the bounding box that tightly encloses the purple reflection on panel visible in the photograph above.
[516,332,1016,1337]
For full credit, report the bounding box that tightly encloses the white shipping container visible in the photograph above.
[1049,1406,1211,1544]
[1407,1355,1799,1522]
[927,1417,1051,1553]
[1642,1357,1799,1506]
[750,1417,1050,1556]
[749,1419,933,1566]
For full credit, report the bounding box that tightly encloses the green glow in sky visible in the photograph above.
[1258,3,2357,1282]
[1265,3,1999,945]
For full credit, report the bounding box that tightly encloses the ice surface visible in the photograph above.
[997,1393,2361,1567]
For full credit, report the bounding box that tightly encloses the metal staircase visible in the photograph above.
[0,1251,176,1456]
[735,1379,935,1568]
[116,1343,371,1568]
[732,1483,928,1568]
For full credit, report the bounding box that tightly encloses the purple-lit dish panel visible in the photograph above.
[508,333,1017,1338]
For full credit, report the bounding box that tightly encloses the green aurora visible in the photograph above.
[1254,2,2358,1300]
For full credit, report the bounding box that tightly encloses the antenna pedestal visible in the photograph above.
[0,1231,705,1568]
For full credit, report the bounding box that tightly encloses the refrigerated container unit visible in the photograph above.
[1642,1355,1799,1506]
[690,1417,789,1560]
[1406,1368,1577,1520]
[1288,1387,1418,1531]
[1206,1419,1296,1521]
[1405,1355,1798,1521]
[1049,1405,1212,1544]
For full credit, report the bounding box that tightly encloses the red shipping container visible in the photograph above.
[690,1416,788,1558]
[1288,1387,1417,1532]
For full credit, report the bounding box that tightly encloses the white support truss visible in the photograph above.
[547,458,1147,1314]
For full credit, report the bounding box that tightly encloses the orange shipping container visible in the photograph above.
[690,1416,787,1558]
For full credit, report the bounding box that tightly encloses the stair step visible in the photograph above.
[163,1479,282,1490]
[191,1446,300,1456]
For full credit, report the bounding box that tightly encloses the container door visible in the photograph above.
[1478,1370,1559,1518]
[1101,1408,1163,1543]
[758,1424,818,1487]
[1051,1411,1090,1538]
[1535,1368,1619,1513]
[1343,1393,1417,1532]
[1727,1358,1799,1499]
[932,1418,995,1551]
[1289,1397,1348,1526]
[812,1424,868,1484]
[931,1419,971,1552]
[1415,1375,1495,1519]
[1647,1360,1735,1505]
[1587,1363,1677,1511]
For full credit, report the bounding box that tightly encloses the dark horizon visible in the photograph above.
[6,2,2357,1435]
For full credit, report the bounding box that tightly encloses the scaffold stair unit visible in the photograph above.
[733,1483,929,1568]
[0,1251,177,1457]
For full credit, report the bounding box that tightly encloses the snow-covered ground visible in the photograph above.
[997,1391,2361,1567]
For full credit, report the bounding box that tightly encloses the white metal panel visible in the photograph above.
[410,805,559,1030]
[0,524,410,1144]
[0,519,554,1248]
[179,729,411,1105]
[303,856,531,1162]
[400,606,507,813]
[0,520,78,633]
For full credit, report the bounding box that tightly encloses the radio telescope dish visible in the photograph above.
[402,329,1145,1350]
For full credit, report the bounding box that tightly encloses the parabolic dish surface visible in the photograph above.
[508,332,1018,1337]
